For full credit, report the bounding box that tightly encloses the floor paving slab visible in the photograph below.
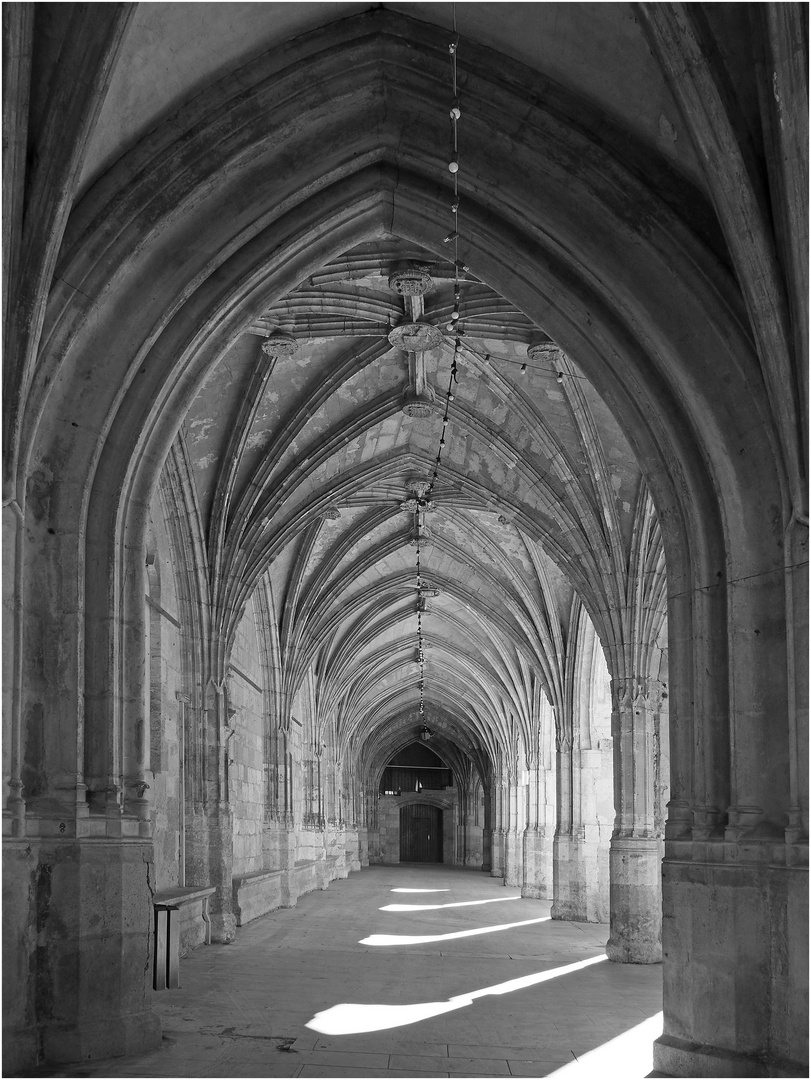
[507,1060,578,1077]
[20,865,664,1078]
[447,1043,565,1061]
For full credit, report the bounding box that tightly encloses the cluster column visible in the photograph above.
[606,679,664,963]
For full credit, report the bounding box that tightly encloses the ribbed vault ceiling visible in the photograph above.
[181,237,650,770]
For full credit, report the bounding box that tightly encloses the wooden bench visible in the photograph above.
[152,886,216,990]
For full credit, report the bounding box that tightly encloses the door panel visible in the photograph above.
[400,803,443,862]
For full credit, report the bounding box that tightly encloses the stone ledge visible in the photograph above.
[233,868,288,926]
[232,868,285,885]
[153,885,216,907]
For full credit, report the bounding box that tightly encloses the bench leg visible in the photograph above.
[167,908,180,989]
[154,908,168,991]
[201,896,212,945]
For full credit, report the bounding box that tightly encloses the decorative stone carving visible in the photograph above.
[402,389,436,417]
[407,477,431,500]
[409,530,432,547]
[388,322,443,352]
[261,332,298,358]
[527,340,560,364]
[400,497,435,514]
[322,506,341,520]
[388,267,433,296]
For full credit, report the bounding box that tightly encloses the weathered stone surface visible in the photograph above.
[654,858,808,1077]
[521,829,553,900]
[606,838,663,963]
[2,5,806,1077]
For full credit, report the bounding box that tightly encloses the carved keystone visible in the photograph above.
[526,340,560,364]
[388,267,433,296]
[388,322,443,352]
[262,332,298,358]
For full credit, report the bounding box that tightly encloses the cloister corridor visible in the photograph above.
[22,866,664,1080]
[4,6,805,1077]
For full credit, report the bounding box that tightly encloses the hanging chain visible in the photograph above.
[417,5,462,720]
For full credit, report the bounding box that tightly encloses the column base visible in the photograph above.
[504,829,522,886]
[490,830,505,878]
[357,827,369,867]
[606,836,662,963]
[209,911,237,942]
[653,1034,807,1078]
[41,1010,162,1066]
[2,1025,39,1075]
[660,853,807,1074]
[522,828,553,900]
[2,836,163,1070]
[551,834,608,920]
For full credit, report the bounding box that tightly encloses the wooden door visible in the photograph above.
[400,803,443,862]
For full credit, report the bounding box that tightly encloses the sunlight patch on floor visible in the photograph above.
[361,915,551,945]
[390,888,451,893]
[548,1011,663,1077]
[306,954,608,1034]
[381,895,522,912]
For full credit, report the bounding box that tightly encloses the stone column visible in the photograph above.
[490,781,506,878]
[551,734,573,918]
[4,836,162,1069]
[279,821,298,908]
[199,681,236,942]
[459,785,481,865]
[357,827,369,867]
[522,753,554,899]
[503,770,525,886]
[606,681,662,963]
[652,523,808,1075]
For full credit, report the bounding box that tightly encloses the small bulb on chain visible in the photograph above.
[448,158,459,174]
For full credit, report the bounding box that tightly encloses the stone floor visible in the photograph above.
[25,865,666,1078]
